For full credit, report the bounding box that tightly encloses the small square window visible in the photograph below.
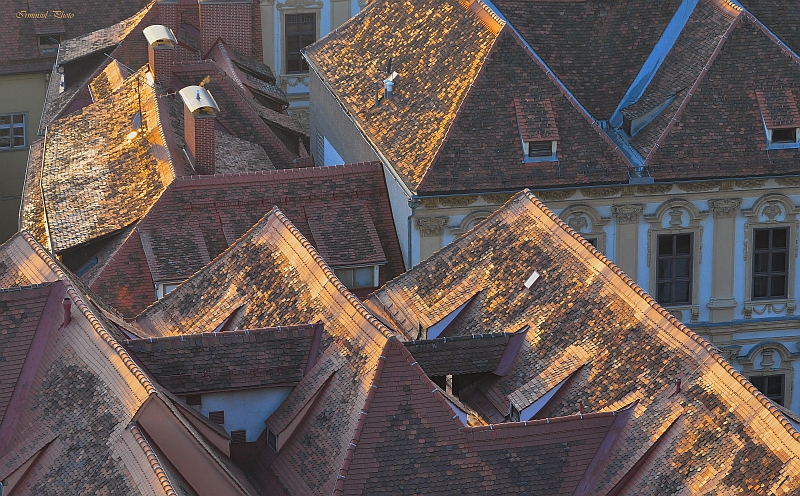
[185,394,201,406]
[523,140,558,162]
[750,374,785,406]
[230,430,247,444]
[39,35,61,54]
[208,410,225,424]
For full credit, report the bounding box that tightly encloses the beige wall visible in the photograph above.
[0,72,48,242]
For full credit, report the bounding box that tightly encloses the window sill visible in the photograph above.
[767,142,800,150]
[0,146,30,153]
[523,156,558,164]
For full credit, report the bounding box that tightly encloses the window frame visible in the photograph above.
[655,233,694,306]
[742,194,798,318]
[283,12,317,74]
[751,227,789,300]
[645,199,707,322]
[333,264,380,290]
[522,140,558,163]
[559,204,609,254]
[0,112,27,151]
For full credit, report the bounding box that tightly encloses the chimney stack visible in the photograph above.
[179,85,220,175]
[62,298,72,328]
[143,25,177,89]
[199,0,253,57]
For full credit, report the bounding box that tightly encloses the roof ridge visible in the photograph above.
[406,331,509,346]
[19,231,156,395]
[517,189,800,443]
[129,423,177,496]
[643,10,743,166]
[744,10,800,66]
[0,282,57,293]
[271,208,397,340]
[124,325,317,345]
[171,161,383,186]
[459,410,619,433]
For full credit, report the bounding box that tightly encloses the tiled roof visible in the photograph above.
[56,2,151,64]
[38,69,174,252]
[19,140,48,249]
[304,0,501,192]
[125,326,317,393]
[0,0,150,76]
[90,163,404,318]
[491,0,684,119]
[403,332,512,376]
[368,190,800,494]
[740,0,800,54]
[644,13,800,177]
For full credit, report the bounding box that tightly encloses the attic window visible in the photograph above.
[334,265,379,289]
[514,98,560,163]
[525,141,557,159]
[39,35,61,55]
[185,394,202,406]
[208,411,225,424]
[771,128,798,144]
[267,429,278,452]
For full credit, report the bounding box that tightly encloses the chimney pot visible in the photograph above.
[384,79,394,99]
[62,298,72,327]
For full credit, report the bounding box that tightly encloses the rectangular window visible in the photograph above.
[39,35,61,55]
[0,113,26,150]
[771,128,797,144]
[285,14,315,73]
[753,227,788,299]
[230,430,247,444]
[334,266,377,289]
[750,374,785,406]
[656,233,692,305]
[208,410,225,424]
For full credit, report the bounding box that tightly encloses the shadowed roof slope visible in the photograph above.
[39,69,174,252]
[368,190,800,494]
[304,0,502,192]
[89,162,404,317]
[490,0,683,119]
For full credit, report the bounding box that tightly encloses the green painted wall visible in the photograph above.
[0,72,48,242]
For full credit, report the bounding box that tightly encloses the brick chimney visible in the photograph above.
[179,85,220,175]
[198,0,253,57]
[143,25,177,89]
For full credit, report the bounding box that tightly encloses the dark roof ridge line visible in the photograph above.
[482,1,634,169]
[518,190,800,442]
[642,10,743,167]
[459,410,618,433]
[124,324,317,345]
[406,331,510,345]
[129,423,178,496]
[19,231,156,395]
[171,161,383,186]
[271,208,397,340]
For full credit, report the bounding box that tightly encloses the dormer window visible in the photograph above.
[756,90,800,149]
[770,128,799,144]
[38,35,61,55]
[514,98,559,163]
[524,140,557,159]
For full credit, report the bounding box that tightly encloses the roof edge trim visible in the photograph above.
[129,423,178,496]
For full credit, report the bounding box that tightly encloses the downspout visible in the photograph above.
[407,198,419,270]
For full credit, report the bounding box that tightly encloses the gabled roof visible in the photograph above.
[740,0,800,54]
[38,68,174,252]
[0,0,151,76]
[304,0,502,192]
[368,190,800,494]
[89,162,404,317]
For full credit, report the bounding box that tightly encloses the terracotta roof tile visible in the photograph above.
[56,2,151,64]
[304,0,501,191]
[403,332,511,376]
[91,163,403,317]
[19,140,48,250]
[38,69,174,252]
[368,190,800,493]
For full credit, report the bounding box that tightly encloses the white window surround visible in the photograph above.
[523,140,558,163]
[766,127,800,150]
[645,199,707,323]
[742,194,800,318]
[332,264,380,290]
[155,281,183,299]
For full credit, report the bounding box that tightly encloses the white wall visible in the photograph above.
[197,387,293,442]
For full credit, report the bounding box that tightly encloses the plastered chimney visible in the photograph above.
[143,25,177,89]
[179,85,220,175]
[198,0,253,57]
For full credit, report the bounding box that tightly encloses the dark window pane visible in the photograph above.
[772,128,796,143]
[285,13,315,73]
[657,282,671,302]
[12,136,24,147]
[674,258,690,278]
[750,376,764,391]
[771,275,787,298]
[754,253,769,273]
[673,282,690,303]
[675,234,691,255]
[658,259,672,279]
[767,376,783,396]
[12,114,24,124]
[753,276,769,298]
[585,237,598,248]
[772,228,788,249]
[0,115,10,126]
[658,235,673,256]
[528,141,552,157]
[754,229,770,250]
[772,252,787,272]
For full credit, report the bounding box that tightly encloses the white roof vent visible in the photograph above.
[143,25,177,49]
[179,85,220,116]
[524,271,540,290]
